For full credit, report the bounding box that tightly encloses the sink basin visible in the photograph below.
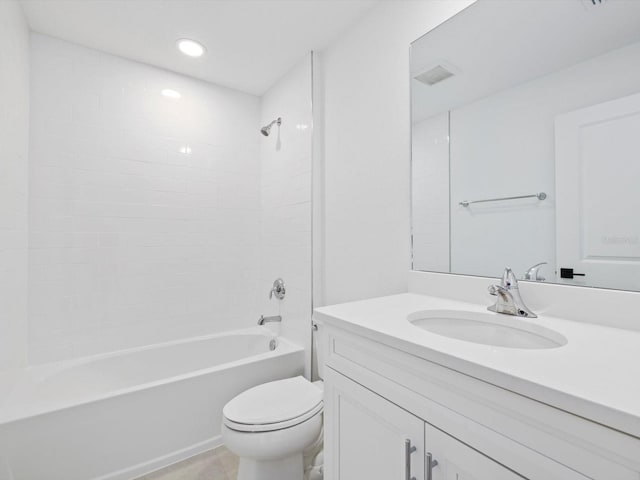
[408,310,567,349]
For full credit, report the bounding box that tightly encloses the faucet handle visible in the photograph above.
[524,262,547,282]
[269,278,286,300]
[501,267,518,290]
[488,284,508,296]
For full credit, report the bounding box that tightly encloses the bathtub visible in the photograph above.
[0,327,304,480]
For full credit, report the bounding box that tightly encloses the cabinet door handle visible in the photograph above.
[404,439,417,480]
[426,452,439,480]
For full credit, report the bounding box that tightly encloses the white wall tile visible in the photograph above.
[0,0,30,371]
[412,113,450,272]
[259,55,313,376]
[28,34,262,364]
[28,34,313,367]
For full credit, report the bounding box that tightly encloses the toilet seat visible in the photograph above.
[223,376,323,433]
[224,402,322,432]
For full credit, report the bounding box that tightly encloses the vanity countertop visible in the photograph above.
[314,293,640,440]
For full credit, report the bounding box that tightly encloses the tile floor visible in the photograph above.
[136,446,238,480]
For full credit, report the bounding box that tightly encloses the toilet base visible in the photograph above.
[237,454,302,480]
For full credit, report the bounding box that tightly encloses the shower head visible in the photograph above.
[261,117,282,136]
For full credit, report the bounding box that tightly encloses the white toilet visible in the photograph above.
[222,326,325,480]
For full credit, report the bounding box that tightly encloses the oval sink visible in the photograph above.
[408,310,567,349]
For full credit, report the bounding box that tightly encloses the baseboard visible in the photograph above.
[94,436,223,480]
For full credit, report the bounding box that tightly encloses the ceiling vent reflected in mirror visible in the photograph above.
[580,0,606,8]
[414,64,455,86]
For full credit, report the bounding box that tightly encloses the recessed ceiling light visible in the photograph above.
[177,38,206,58]
[161,89,181,99]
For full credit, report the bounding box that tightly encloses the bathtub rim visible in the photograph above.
[0,326,303,426]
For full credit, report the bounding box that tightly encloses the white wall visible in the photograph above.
[449,39,640,281]
[411,112,450,272]
[319,0,474,305]
[0,0,30,371]
[259,55,313,374]
[29,34,262,363]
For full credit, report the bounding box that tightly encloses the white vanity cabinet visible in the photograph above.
[325,368,424,480]
[326,368,564,480]
[321,323,640,480]
[325,368,523,480]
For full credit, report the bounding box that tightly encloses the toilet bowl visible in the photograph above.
[222,321,326,480]
[222,376,324,480]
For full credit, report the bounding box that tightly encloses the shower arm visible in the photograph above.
[267,117,282,129]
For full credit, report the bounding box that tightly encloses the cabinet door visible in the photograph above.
[324,368,424,480]
[425,424,522,480]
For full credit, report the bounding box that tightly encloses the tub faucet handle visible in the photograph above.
[269,278,286,300]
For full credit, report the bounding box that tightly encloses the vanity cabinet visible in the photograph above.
[321,324,640,480]
[325,368,424,480]
[327,368,545,480]
[325,368,523,480]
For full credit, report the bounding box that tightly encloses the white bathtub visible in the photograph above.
[0,327,304,480]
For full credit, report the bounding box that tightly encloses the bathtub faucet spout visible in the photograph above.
[258,315,282,325]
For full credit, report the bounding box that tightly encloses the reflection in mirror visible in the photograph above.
[410,0,640,292]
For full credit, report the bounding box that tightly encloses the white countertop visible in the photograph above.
[314,292,640,439]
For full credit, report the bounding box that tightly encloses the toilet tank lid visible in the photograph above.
[223,376,323,426]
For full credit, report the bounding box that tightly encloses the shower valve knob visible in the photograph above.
[269,278,286,300]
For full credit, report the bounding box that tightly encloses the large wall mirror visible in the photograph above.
[410,0,640,292]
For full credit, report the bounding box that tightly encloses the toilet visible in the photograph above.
[222,325,325,480]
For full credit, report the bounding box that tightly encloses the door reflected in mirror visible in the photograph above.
[410,0,640,292]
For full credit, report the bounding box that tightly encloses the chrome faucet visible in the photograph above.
[488,267,537,318]
[524,262,547,282]
[258,315,282,325]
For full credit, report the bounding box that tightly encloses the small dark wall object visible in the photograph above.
[560,268,586,279]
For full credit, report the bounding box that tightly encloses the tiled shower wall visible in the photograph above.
[29,34,263,363]
[0,0,30,371]
[259,56,313,374]
[411,112,450,273]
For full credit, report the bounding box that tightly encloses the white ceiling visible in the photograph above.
[20,0,378,96]
[411,0,640,122]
